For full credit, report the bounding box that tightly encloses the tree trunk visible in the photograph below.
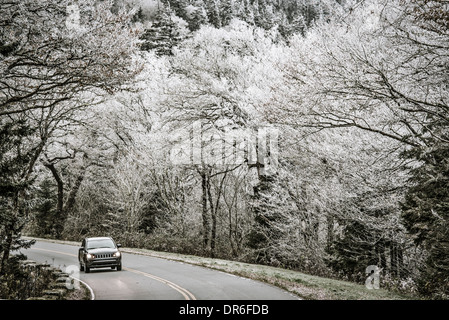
[0,192,23,275]
[207,177,216,258]
[44,162,64,237]
[390,242,404,278]
[65,171,85,213]
[208,170,227,258]
[201,170,210,251]
[0,229,13,275]
[397,245,404,278]
[377,242,387,271]
[327,212,334,251]
[44,161,86,238]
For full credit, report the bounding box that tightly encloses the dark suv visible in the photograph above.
[78,237,122,273]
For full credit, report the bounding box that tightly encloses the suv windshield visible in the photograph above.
[86,238,115,249]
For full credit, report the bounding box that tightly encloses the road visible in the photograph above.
[21,240,299,300]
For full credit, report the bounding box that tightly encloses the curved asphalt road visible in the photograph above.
[21,240,298,300]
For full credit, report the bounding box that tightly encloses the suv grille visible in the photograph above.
[95,253,113,258]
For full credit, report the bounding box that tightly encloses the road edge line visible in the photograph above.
[72,276,96,300]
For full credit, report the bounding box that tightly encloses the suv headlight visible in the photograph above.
[113,251,121,257]
[86,253,94,259]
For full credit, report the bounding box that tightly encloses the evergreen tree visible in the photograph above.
[186,1,209,31]
[239,0,255,25]
[205,0,222,28]
[163,0,189,21]
[399,0,449,297]
[401,135,449,297]
[138,190,166,234]
[247,175,288,265]
[327,220,380,281]
[33,178,57,237]
[0,120,35,274]
[327,215,391,283]
[247,176,275,261]
[219,0,236,26]
[253,0,275,30]
[132,6,145,23]
[140,6,184,55]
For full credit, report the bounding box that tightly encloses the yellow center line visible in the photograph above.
[30,247,77,257]
[124,267,196,300]
[29,247,196,300]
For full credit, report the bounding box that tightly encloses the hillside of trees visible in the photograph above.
[1,0,448,299]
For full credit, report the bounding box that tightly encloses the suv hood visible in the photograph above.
[87,248,118,254]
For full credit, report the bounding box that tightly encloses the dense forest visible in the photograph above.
[1,0,448,299]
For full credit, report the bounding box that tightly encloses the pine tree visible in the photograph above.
[219,0,236,26]
[186,0,209,31]
[239,0,255,25]
[140,6,184,56]
[132,6,145,23]
[164,0,189,22]
[401,136,449,297]
[327,216,389,282]
[0,120,35,274]
[138,190,165,234]
[253,0,275,30]
[247,175,288,264]
[205,0,222,28]
[33,178,57,237]
[399,0,449,297]
[247,176,275,262]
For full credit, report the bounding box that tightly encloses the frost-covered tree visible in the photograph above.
[0,0,142,270]
[159,20,282,255]
[264,0,448,292]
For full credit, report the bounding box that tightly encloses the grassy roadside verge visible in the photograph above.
[122,247,416,300]
[26,237,418,300]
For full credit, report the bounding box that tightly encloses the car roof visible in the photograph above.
[86,237,113,241]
